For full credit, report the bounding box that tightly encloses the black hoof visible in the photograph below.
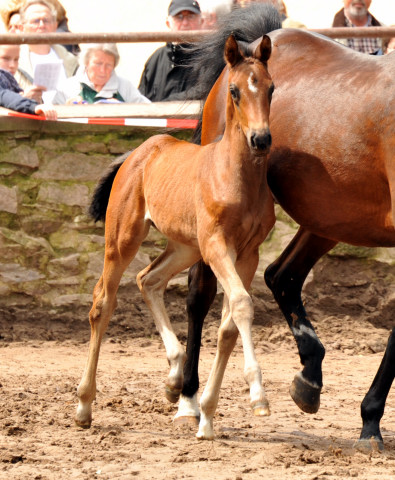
[354,437,384,453]
[290,373,321,414]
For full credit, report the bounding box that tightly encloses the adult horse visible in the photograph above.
[176,4,395,450]
[75,35,276,440]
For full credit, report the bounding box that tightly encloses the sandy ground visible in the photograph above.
[0,255,395,479]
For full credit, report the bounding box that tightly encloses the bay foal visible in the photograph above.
[75,35,275,440]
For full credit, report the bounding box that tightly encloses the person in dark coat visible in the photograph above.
[138,0,203,102]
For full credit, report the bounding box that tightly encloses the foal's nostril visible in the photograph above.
[250,130,272,152]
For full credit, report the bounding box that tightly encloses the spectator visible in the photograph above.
[232,0,306,28]
[275,0,306,28]
[15,0,79,101]
[46,0,80,55]
[201,3,232,30]
[53,43,150,105]
[332,0,382,54]
[0,0,23,32]
[7,11,22,32]
[138,0,203,102]
[0,44,57,119]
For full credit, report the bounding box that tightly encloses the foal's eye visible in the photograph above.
[229,84,240,103]
[268,84,275,102]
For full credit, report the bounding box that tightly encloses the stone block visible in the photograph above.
[0,184,17,214]
[2,145,39,168]
[37,182,90,207]
[33,153,113,181]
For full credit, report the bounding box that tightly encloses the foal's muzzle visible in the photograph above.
[249,128,272,154]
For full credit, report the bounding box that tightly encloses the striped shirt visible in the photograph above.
[344,14,382,54]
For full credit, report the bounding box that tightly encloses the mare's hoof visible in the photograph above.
[290,373,321,414]
[165,386,181,404]
[173,415,200,427]
[252,401,270,417]
[353,437,384,453]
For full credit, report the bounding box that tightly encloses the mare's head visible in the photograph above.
[224,34,273,154]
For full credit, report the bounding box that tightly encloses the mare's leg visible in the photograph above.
[137,241,201,403]
[174,260,217,425]
[75,221,149,428]
[355,327,395,452]
[264,227,336,413]
[197,245,267,440]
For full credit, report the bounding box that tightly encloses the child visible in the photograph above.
[0,44,57,120]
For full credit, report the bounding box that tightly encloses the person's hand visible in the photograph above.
[23,85,47,103]
[34,104,58,121]
[66,96,86,105]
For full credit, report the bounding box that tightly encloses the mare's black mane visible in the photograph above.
[186,4,282,143]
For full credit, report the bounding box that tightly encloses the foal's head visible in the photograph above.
[224,34,273,154]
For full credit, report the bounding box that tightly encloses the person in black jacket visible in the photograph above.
[138,0,203,102]
[0,44,57,120]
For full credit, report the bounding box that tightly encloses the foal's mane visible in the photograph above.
[186,4,282,144]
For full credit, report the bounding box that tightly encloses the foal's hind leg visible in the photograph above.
[137,241,201,404]
[264,227,336,414]
[75,222,148,428]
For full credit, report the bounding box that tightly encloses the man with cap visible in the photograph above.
[332,0,382,54]
[138,0,203,102]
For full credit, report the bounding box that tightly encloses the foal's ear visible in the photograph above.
[255,35,272,63]
[224,34,243,68]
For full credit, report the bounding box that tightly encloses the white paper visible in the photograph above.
[33,61,62,90]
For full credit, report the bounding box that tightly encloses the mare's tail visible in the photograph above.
[89,151,132,222]
[187,3,282,143]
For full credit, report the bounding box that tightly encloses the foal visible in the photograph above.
[75,35,275,440]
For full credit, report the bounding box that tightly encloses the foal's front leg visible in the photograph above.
[197,245,268,440]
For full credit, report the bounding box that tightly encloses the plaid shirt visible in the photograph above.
[344,14,382,54]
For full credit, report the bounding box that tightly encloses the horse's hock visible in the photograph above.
[0,114,394,310]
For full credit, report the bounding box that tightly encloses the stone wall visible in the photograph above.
[0,117,192,308]
[0,116,394,310]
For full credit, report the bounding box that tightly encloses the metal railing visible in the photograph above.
[0,26,394,46]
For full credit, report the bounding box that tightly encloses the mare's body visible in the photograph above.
[75,35,276,440]
[180,5,395,450]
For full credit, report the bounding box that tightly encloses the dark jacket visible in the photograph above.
[332,8,381,28]
[138,43,199,102]
[0,69,38,114]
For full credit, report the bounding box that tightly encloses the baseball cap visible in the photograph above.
[168,0,201,16]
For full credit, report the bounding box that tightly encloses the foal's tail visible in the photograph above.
[186,3,282,144]
[89,151,131,222]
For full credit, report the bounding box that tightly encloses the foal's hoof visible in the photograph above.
[74,417,92,429]
[165,386,182,404]
[290,373,321,414]
[353,437,384,453]
[252,400,271,417]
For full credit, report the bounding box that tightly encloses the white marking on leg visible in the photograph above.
[174,394,200,420]
[196,411,214,440]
